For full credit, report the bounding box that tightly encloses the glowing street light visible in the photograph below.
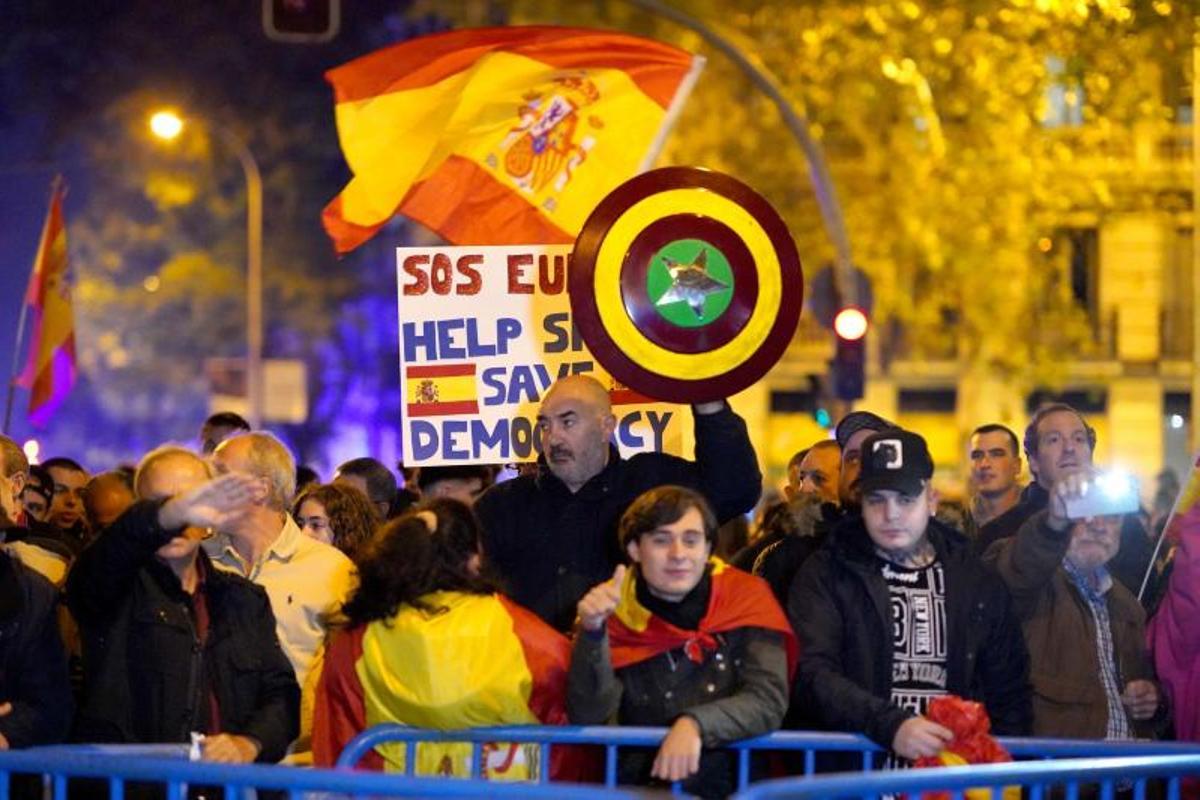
[148,110,184,141]
[148,108,264,428]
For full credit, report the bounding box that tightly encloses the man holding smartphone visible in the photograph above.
[975,403,1154,599]
[984,468,1165,739]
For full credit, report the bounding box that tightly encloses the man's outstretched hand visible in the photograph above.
[158,473,260,531]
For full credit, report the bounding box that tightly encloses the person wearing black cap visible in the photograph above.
[749,412,897,608]
[833,410,898,508]
[789,429,1031,761]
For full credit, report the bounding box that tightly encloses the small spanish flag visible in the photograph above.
[322,26,704,254]
[609,558,799,679]
[313,591,588,780]
[406,364,478,417]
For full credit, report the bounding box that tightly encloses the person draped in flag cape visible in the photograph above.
[568,486,796,798]
[313,499,582,780]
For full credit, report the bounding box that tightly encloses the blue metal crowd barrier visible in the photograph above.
[732,753,1200,799]
[335,724,1200,792]
[0,747,636,799]
[12,729,1200,800]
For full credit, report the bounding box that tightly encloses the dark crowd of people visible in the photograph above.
[0,377,1197,798]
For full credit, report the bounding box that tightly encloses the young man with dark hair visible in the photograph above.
[968,423,1023,528]
[41,457,90,550]
[568,485,794,798]
[790,430,1031,761]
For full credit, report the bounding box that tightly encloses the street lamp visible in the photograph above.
[149,109,264,429]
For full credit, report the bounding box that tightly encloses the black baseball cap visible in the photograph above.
[834,410,897,450]
[858,430,934,496]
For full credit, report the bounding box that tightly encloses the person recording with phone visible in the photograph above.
[975,404,1155,601]
[983,467,1167,740]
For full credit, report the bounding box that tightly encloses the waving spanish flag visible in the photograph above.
[322,26,704,254]
[314,591,589,780]
[17,178,76,426]
[609,559,799,679]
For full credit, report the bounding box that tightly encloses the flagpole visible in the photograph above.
[3,176,62,435]
[2,302,31,435]
[637,54,707,172]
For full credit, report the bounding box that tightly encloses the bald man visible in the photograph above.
[476,375,761,631]
[83,471,135,532]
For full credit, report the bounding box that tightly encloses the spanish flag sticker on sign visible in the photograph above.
[405,364,479,417]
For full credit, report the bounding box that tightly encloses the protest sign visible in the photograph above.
[397,244,682,466]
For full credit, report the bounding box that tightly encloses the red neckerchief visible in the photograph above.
[607,558,798,680]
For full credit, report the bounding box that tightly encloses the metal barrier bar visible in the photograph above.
[335,723,1200,793]
[730,754,1200,799]
[0,751,637,799]
[336,724,1200,768]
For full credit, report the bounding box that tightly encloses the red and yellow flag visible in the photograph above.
[609,558,799,679]
[405,364,479,417]
[313,591,590,780]
[18,179,76,426]
[322,26,704,254]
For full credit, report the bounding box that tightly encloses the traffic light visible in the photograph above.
[263,0,340,43]
[831,306,868,401]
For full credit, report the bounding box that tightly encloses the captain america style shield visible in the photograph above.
[570,167,803,403]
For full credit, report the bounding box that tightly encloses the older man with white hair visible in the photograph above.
[206,432,355,748]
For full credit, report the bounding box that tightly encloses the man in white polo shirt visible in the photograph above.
[206,432,355,746]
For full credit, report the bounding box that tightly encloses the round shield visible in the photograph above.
[570,167,803,403]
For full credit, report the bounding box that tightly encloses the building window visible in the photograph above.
[1043,56,1085,128]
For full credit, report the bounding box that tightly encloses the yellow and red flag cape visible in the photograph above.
[608,559,799,680]
[313,591,586,780]
[322,26,704,254]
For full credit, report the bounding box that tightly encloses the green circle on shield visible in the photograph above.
[646,239,735,328]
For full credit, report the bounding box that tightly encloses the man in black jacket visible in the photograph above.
[476,374,761,631]
[790,430,1031,760]
[67,446,299,763]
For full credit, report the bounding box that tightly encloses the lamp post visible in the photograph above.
[149,110,264,429]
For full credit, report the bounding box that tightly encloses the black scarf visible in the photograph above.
[634,565,712,632]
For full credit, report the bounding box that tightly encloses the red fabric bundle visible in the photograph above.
[910,696,1015,800]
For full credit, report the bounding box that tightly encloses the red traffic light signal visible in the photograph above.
[834,307,868,341]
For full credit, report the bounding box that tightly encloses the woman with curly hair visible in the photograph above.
[292,482,380,558]
[312,499,584,780]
